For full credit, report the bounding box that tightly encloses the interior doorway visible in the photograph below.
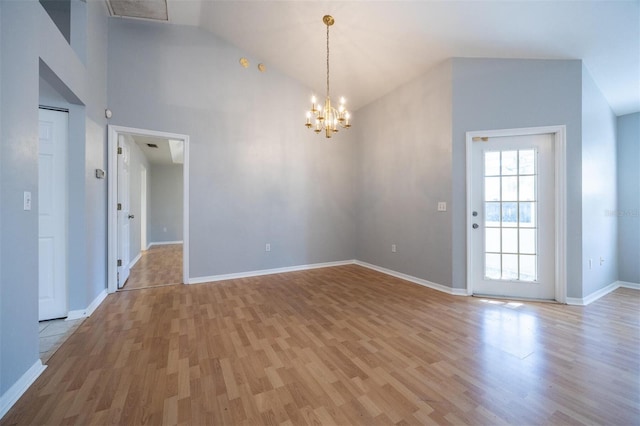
[107,126,190,293]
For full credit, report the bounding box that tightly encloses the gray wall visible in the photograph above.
[107,20,357,279]
[83,0,108,307]
[126,137,150,261]
[0,0,3,397]
[39,0,70,43]
[0,0,3,395]
[149,164,183,244]
[355,60,453,286]
[451,58,584,297]
[0,0,108,396]
[1,0,41,396]
[617,112,640,283]
[581,65,618,295]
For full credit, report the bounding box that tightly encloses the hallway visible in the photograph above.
[122,244,183,290]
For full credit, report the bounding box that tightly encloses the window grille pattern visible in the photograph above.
[484,149,537,281]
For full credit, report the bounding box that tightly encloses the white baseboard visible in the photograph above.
[0,360,46,420]
[566,280,626,306]
[354,260,469,296]
[147,240,183,250]
[619,280,640,290]
[189,259,468,297]
[66,289,108,320]
[188,260,356,284]
[129,252,142,269]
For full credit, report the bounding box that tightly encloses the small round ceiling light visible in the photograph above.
[258,63,266,72]
[239,57,249,68]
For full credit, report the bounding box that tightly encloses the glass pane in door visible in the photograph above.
[483,149,538,281]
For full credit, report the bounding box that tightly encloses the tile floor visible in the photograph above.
[39,317,84,363]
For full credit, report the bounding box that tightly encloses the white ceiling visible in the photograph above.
[158,1,640,116]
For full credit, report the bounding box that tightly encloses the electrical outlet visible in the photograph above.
[437,202,447,212]
[391,244,397,253]
[265,243,271,252]
[600,257,604,266]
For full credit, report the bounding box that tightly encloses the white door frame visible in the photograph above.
[140,165,147,251]
[107,125,190,293]
[465,125,567,303]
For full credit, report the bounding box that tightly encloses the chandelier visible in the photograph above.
[305,15,351,138]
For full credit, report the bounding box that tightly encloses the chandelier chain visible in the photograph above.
[326,23,330,99]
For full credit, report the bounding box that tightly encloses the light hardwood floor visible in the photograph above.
[123,244,183,290]
[2,265,638,425]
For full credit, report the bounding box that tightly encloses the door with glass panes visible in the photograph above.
[470,133,555,300]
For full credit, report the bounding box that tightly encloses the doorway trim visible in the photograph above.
[465,125,567,303]
[140,165,148,251]
[107,125,190,293]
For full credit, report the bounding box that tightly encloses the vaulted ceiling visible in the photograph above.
[112,0,640,115]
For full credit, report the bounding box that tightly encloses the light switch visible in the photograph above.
[437,202,447,212]
[24,191,32,211]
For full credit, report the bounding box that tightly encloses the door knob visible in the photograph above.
[472,211,478,217]
[472,223,479,229]
[128,214,135,219]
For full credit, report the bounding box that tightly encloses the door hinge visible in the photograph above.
[118,147,123,154]
[117,203,122,210]
[117,259,122,267]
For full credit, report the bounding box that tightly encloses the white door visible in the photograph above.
[38,108,68,320]
[117,135,131,288]
[470,133,555,300]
